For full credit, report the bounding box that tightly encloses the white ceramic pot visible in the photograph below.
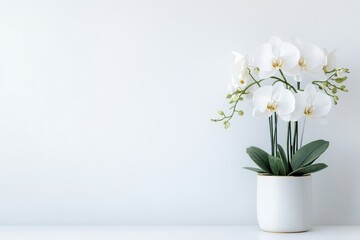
[257,175,312,233]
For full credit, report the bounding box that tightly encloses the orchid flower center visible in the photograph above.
[299,57,307,69]
[239,79,246,85]
[272,57,283,69]
[304,105,314,116]
[267,102,278,112]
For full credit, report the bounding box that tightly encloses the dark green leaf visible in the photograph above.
[291,140,329,170]
[268,155,286,176]
[289,163,328,176]
[277,144,289,174]
[243,167,266,173]
[269,155,279,175]
[246,147,271,174]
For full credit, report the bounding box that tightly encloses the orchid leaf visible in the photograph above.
[291,140,329,170]
[246,147,271,174]
[277,144,289,174]
[268,155,286,176]
[288,163,328,176]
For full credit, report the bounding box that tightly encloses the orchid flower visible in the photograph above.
[252,83,295,120]
[292,39,326,82]
[252,36,300,78]
[324,49,337,72]
[212,36,350,177]
[232,52,249,88]
[228,53,258,99]
[282,84,332,121]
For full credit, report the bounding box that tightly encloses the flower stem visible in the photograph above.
[278,69,297,92]
[212,79,265,123]
[270,76,297,92]
[269,116,274,156]
[247,68,262,87]
[293,121,298,154]
[292,82,301,153]
[274,113,278,155]
[287,121,293,159]
[300,117,306,147]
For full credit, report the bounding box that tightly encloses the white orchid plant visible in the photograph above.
[212,37,350,176]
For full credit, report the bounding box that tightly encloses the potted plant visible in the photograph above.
[212,36,350,233]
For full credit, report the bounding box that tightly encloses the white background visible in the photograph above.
[0,0,359,225]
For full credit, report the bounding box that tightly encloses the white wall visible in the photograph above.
[0,0,359,225]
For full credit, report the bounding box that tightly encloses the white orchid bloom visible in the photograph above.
[292,39,326,82]
[282,84,332,121]
[232,52,249,88]
[252,36,300,78]
[252,83,295,120]
[228,52,257,99]
[324,49,336,72]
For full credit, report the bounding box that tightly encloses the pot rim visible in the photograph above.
[257,174,311,178]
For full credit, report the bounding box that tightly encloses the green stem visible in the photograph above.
[247,68,262,87]
[270,76,297,92]
[287,122,290,161]
[300,117,306,147]
[213,79,265,123]
[292,82,301,153]
[274,113,278,156]
[287,121,293,159]
[278,69,297,92]
[293,121,298,154]
[269,116,274,156]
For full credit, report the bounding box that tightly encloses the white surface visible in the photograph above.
[0,226,359,240]
[257,175,312,232]
[0,0,359,225]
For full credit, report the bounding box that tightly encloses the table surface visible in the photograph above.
[0,226,359,240]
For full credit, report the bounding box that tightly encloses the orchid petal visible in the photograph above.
[278,42,300,70]
[283,65,300,77]
[269,36,282,56]
[253,86,273,112]
[252,43,274,72]
[289,92,307,121]
[326,49,337,67]
[304,84,317,104]
[252,107,272,118]
[272,82,285,101]
[324,49,337,70]
[312,92,332,118]
[233,54,247,80]
[276,89,295,116]
[302,43,326,70]
[258,70,275,79]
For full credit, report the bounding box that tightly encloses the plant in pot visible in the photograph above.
[212,36,350,233]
